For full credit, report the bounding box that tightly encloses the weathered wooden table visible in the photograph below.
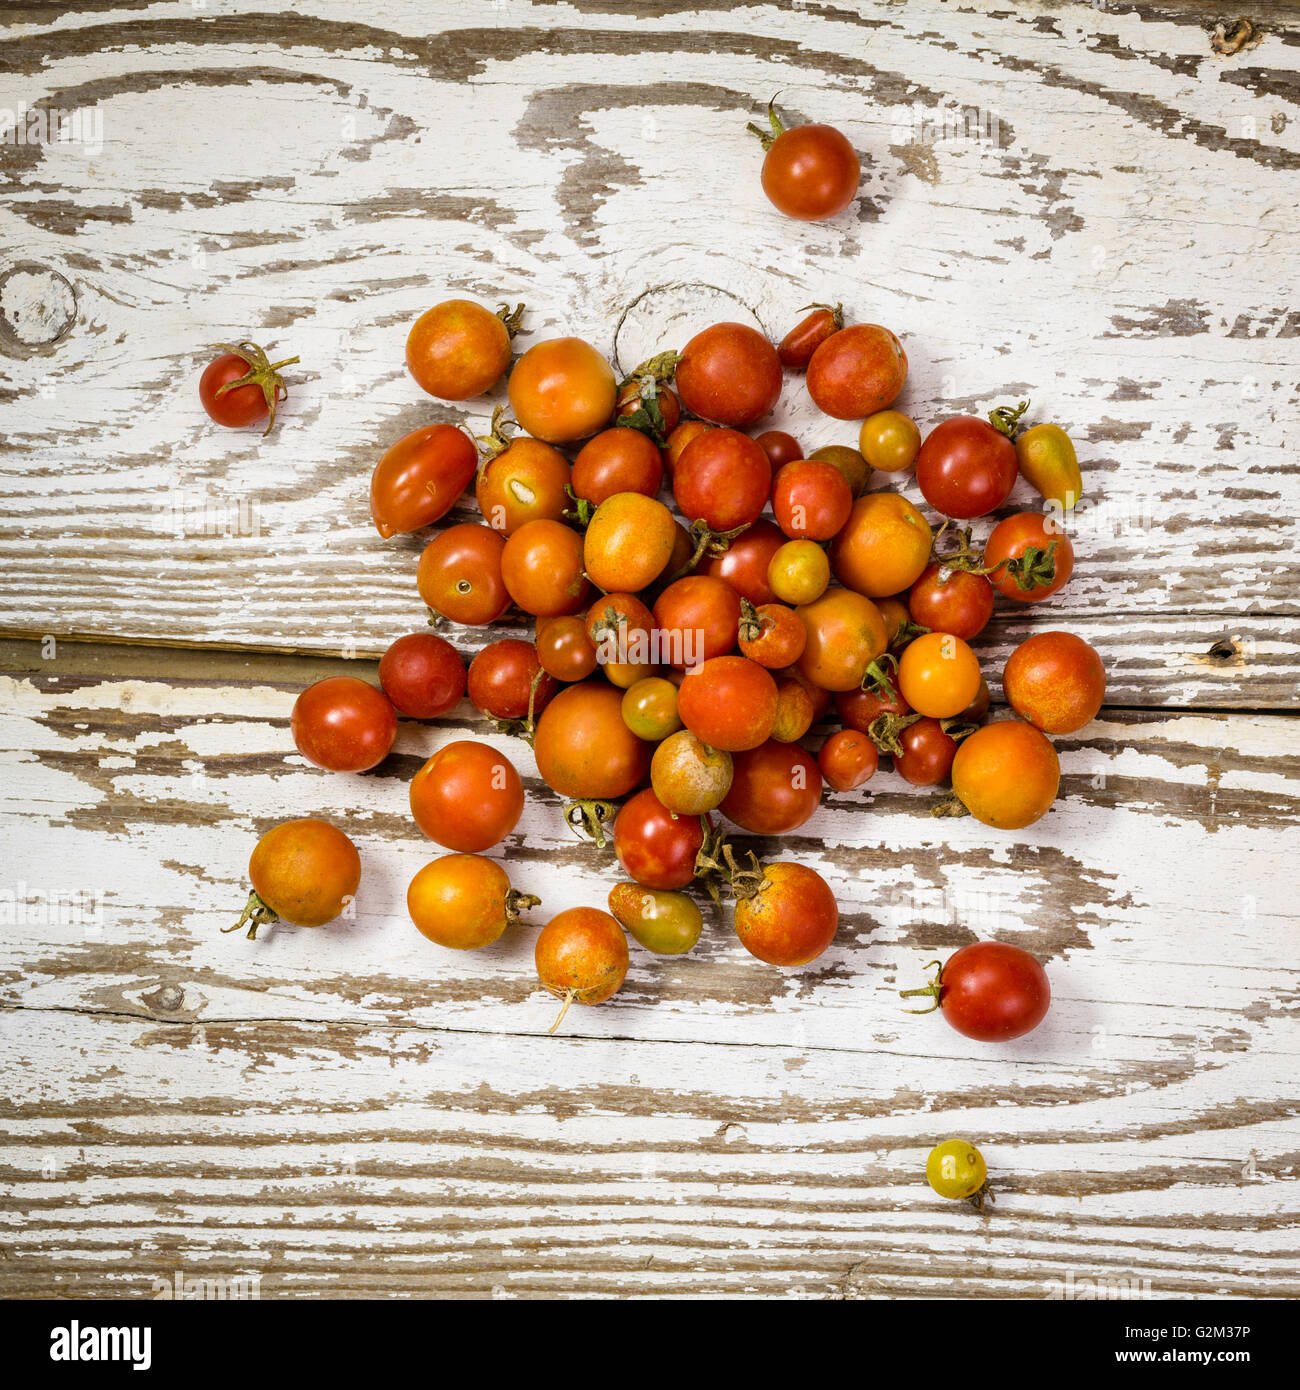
[1,1,1297,1299]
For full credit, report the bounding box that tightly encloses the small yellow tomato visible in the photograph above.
[859,409,921,472]
[768,539,830,605]
[926,1139,989,1204]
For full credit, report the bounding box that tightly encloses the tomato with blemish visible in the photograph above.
[417,523,511,626]
[370,423,478,538]
[806,324,907,420]
[830,493,932,598]
[475,433,572,535]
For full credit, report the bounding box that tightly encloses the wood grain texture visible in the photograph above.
[0,643,1296,1297]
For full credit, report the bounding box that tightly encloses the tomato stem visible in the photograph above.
[860,654,899,698]
[967,1181,995,1213]
[899,958,944,1014]
[563,484,594,529]
[223,889,278,941]
[475,404,517,463]
[496,302,526,338]
[867,711,921,757]
[736,598,772,645]
[890,617,930,649]
[673,518,751,581]
[746,97,787,151]
[547,987,579,1035]
[562,798,618,849]
[930,792,970,819]
[987,398,1030,440]
[210,340,298,436]
[504,889,541,925]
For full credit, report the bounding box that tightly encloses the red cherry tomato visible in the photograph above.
[753,430,803,469]
[291,676,397,772]
[806,325,907,420]
[701,518,786,604]
[738,601,806,669]
[370,423,478,539]
[500,518,591,617]
[778,304,843,369]
[653,575,742,668]
[916,416,1018,519]
[673,428,772,533]
[535,615,599,683]
[378,633,466,719]
[199,341,296,433]
[834,682,910,733]
[908,564,995,641]
[675,322,781,429]
[892,717,959,787]
[720,739,822,834]
[417,524,510,626]
[572,427,664,506]
[733,862,838,966]
[903,942,1051,1042]
[755,113,860,221]
[818,729,878,791]
[613,789,707,890]
[409,739,524,852]
[771,458,853,541]
[983,512,1075,603]
[467,639,558,722]
[677,656,779,752]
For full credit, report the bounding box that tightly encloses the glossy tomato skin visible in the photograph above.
[806,325,907,420]
[536,615,599,683]
[893,717,958,786]
[417,524,510,626]
[467,639,558,721]
[771,458,853,541]
[653,575,742,668]
[407,854,527,950]
[739,602,807,669]
[292,677,397,772]
[1003,631,1106,734]
[859,410,921,473]
[916,416,1018,519]
[370,424,478,539]
[572,427,664,505]
[613,788,707,890]
[507,337,617,444]
[721,740,822,834]
[475,436,571,535]
[778,307,841,370]
[406,299,512,400]
[818,729,878,791]
[533,682,651,799]
[621,676,681,741]
[760,125,860,221]
[665,421,712,475]
[536,908,628,1006]
[834,682,910,733]
[379,633,466,719]
[754,430,803,468]
[500,518,591,618]
[830,492,933,598]
[795,588,888,692]
[200,352,271,428]
[897,632,982,720]
[908,564,995,641]
[248,819,361,927]
[584,493,677,593]
[936,942,1051,1042]
[734,862,838,967]
[702,518,786,605]
[951,719,1060,829]
[675,323,782,429]
[984,512,1075,603]
[608,882,703,956]
[409,739,524,851]
[768,539,830,606]
[677,655,779,752]
[673,428,772,532]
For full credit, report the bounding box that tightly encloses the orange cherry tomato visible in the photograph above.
[240,819,361,934]
[795,588,888,692]
[409,740,524,851]
[406,299,517,400]
[858,410,921,472]
[738,601,807,668]
[830,492,933,597]
[897,632,982,719]
[819,729,879,791]
[1003,631,1106,734]
[417,523,510,625]
[583,492,677,593]
[951,720,1060,829]
[475,432,571,535]
[535,907,629,1024]
[500,519,590,618]
[733,862,838,967]
[984,512,1075,603]
[770,676,816,742]
[507,337,617,444]
[407,854,537,950]
[533,682,652,800]
[676,655,778,752]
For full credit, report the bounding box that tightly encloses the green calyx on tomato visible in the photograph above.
[224,889,279,941]
[209,340,299,436]
[899,957,946,1014]
[746,97,788,151]
[928,518,1060,594]
[475,403,518,463]
[672,517,753,583]
[616,351,681,444]
[496,301,526,338]
[986,398,1030,440]
[562,798,620,849]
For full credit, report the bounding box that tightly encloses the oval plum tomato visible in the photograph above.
[858,410,920,473]
[771,458,853,541]
[407,854,538,950]
[651,729,734,814]
[810,443,872,498]
[608,882,703,956]
[830,492,933,598]
[834,682,909,734]
[586,591,657,689]
[903,941,1050,1042]
[291,677,396,772]
[613,788,707,890]
[418,523,510,625]
[500,518,590,618]
[536,907,628,1030]
[770,676,816,743]
[926,1140,990,1205]
[673,427,772,533]
[908,564,994,642]
[507,337,617,444]
[951,720,1060,829]
[892,717,959,787]
[475,424,572,535]
[1003,631,1106,734]
[819,729,878,791]
[795,588,888,692]
[467,639,558,722]
[984,511,1075,603]
[535,614,598,682]
[897,632,982,719]
[778,303,843,369]
[752,106,860,221]
[677,655,778,752]
[1016,422,1082,510]
[754,429,803,468]
[410,739,524,851]
[583,492,677,593]
[665,420,712,475]
[733,862,838,967]
[378,632,466,719]
[621,676,681,741]
[702,518,785,604]
[768,539,830,606]
[231,819,360,938]
[675,322,781,429]
[200,341,297,434]
[738,600,806,669]
[370,423,478,539]
[406,299,518,400]
[533,681,652,800]
[721,739,821,834]
[807,324,907,420]
[653,575,741,669]
[916,415,1018,519]
[572,427,664,507]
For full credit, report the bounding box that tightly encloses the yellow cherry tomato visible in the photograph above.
[926,1139,989,1203]
[858,409,921,472]
[768,539,830,605]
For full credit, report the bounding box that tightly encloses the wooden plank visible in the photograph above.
[0,0,1297,682]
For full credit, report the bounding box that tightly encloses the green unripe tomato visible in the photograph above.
[607,881,703,956]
